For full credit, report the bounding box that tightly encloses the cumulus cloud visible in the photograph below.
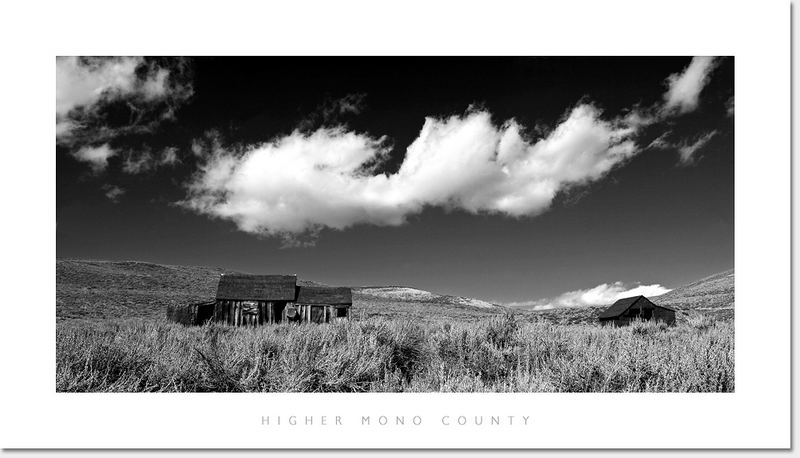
[71,143,116,173]
[677,131,718,165]
[509,282,672,311]
[726,96,734,117]
[181,104,638,241]
[56,56,193,145]
[662,57,720,114]
[179,57,723,242]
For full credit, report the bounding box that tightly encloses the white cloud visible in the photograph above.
[103,185,126,203]
[56,56,142,119]
[71,143,116,173]
[509,282,672,311]
[119,146,182,174]
[726,96,734,117]
[181,104,639,239]
[122,150,155,175]
[179,58,725,241]
[662,57,720,114]
[159,146,181,166]
[647,131,672,149]
[677,131,718,165]
[56,56,193,142]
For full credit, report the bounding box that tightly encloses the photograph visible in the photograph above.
[55,56,735,394]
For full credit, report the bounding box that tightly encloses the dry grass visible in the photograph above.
[56,260,734,392]
[56,313,733,393]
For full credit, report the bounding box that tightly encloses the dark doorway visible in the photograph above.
[196,301,215,324]
[272,302,285,323]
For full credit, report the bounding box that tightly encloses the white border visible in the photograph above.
[0,0,790,449]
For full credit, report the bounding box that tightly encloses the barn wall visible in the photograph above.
[167,301,216,325]
[291,304,351,323]
[213,300,297,326]
[652,307,676,325]
[208,300,352,326]
[166,304,195,325]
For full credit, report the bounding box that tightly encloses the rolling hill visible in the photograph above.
[56,259,505,322]
[56,259,733,324]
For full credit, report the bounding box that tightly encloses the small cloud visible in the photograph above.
[647,131,673,149]
[190,130,224,159]
[71,143,116,173]
[159,146,181,166]
[509,282,672,310]
[120,146,182,174]
[122,150,155,175]
[332,93,366,116]
[103,184,125,203]
[662,57,720,115]
[298,93,368,131]
[726,96,734,117]
[677,130,718,165]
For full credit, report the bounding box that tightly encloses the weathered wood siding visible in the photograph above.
[207,300,351,326]
[166,301,215,325]
[652,306,676,325]
[212,300,292,326]
[293,304,350,324]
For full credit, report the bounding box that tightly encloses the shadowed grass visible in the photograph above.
[57,314,733,393]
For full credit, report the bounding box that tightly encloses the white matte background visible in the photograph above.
[0,0,791,451]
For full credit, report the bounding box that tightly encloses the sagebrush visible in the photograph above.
[56,314,733,392]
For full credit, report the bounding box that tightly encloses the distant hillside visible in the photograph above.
[357,286,499,309]
[528,269,734,324]
[656,270,734,312]
[56,260,504,322]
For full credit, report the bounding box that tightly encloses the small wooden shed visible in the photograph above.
[213,274,298,325]
[293,286,353,323]
[598,295,676,326]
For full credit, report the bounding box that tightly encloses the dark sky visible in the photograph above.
[56,57,734,303]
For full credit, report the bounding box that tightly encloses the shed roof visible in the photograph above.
[598,295,675,319]
[296,286,352,305]
[216,274,297,301]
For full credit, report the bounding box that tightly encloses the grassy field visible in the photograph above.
[56,259,734,392]
[57,314,732,392]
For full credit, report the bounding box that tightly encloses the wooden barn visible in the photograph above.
[166,273,354,326]
[598,295,676,326]
[213,274,298,325]
[293,286,353,323]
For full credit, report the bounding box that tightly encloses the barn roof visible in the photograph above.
[296,286,352,305]
[597,295,675,319]
[216,274,297,301]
